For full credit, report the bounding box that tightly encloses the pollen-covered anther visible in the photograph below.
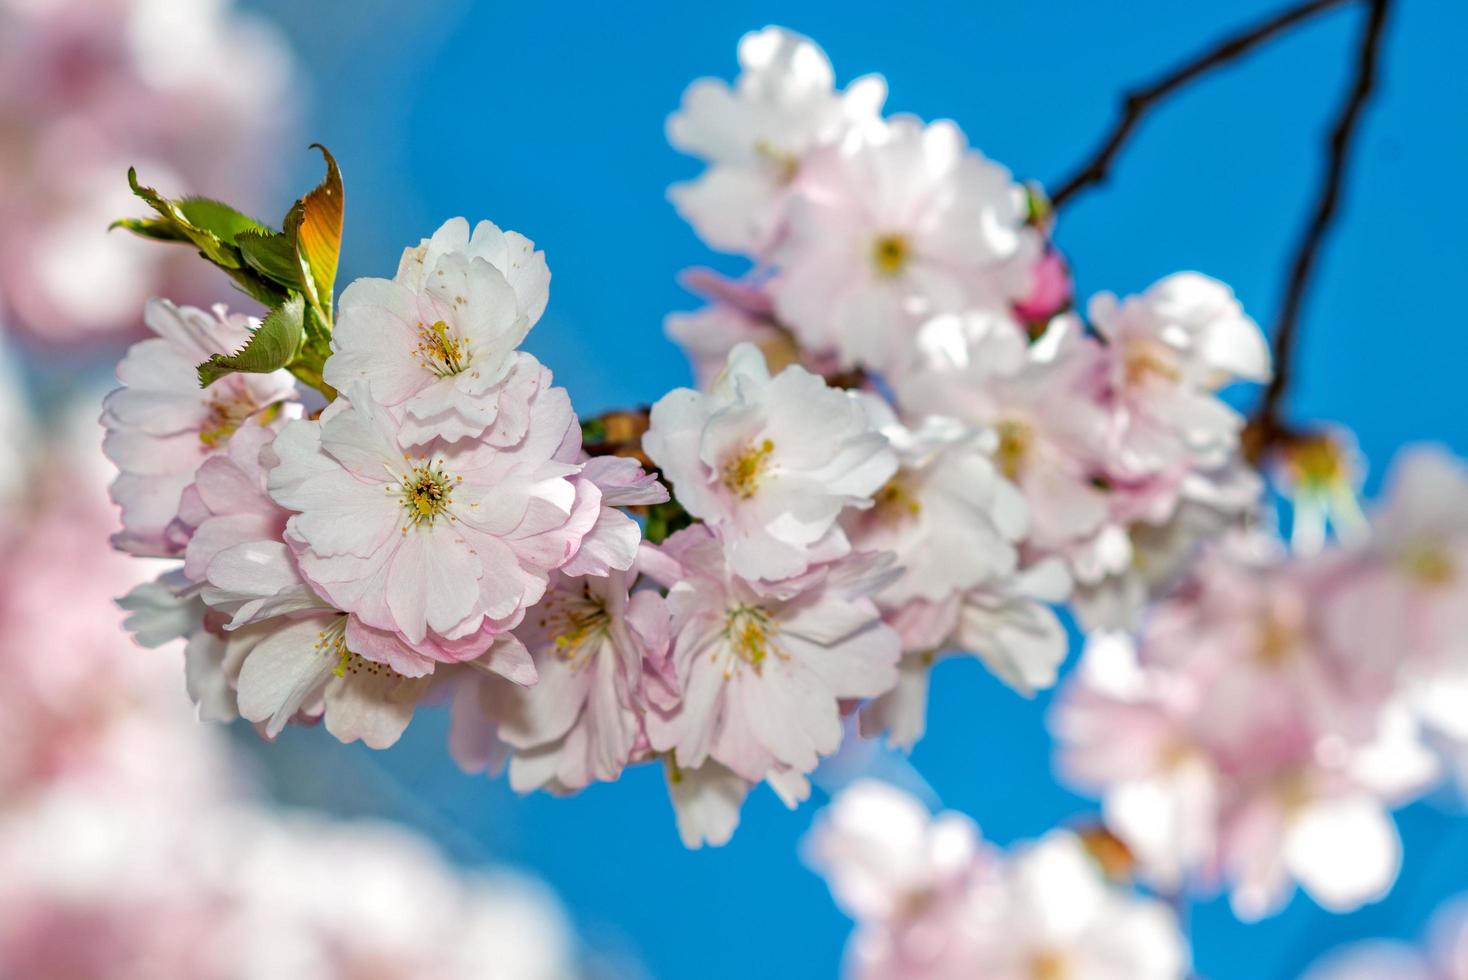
[198,392,259,448]
[397,458,458,528]
[874,477,922,520]
[315,622,397,680]
[871,233,911,276]
[721,438,775,499]
[724,605,779,675]
[545,586,611,669]
[995,418,1033,482]
[413,318,469,377]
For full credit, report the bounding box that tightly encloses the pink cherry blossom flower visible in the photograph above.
[643,342,896,582]
[640,523,901,784]
[1052,533,1441,920]
[805,782,1188,980]
[1318,446,1468,778]
[771,116,1028,376]
[898,313,1112,554]
[667,25,886,254]
[324,218,550,446]
[454,565,675,793]
[1089,272,1271,475]
[966,831,1188,980]
[805,779,993,979]
[101,299,296,557]
[266,375,603,660]
[844,410,1027,607]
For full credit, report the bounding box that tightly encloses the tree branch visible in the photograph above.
[1048,0,1356,209]
[1246,0,1391,458]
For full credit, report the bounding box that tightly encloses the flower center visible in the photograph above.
[725,605,777,674]
[414,319,469,377]
[872,233,910,277]
[1122,337,1181,387]
[1029,950,1069,980]
[721,438,775,499]
[1401,543,1455,586]
[199,391,261,448]
[874,476,922,521]
[753,139,799,184]
[995,418,1033,481]
[538,583,611,668]
[396,458,459,529]
[316,619,397,680]
[1254,612,1297,667]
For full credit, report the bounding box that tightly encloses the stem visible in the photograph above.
[1246,0,1391,459]
[1049,0,1357,209]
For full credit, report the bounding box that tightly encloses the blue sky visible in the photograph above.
[239,2,1468,976]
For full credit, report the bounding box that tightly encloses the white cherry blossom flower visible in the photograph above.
[324,219,550,446]
[643,342,896,582]
[641,524,900,783]
[771,116,1028,376]
[668,25,886,254]
[1089,271,1271,474]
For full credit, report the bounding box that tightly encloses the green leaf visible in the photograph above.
[237,229,302,289]
[108,217,191,243]
[125,168,240,269]
[176,197,270,244]
[285,145,344,326]
[197,294,305,387]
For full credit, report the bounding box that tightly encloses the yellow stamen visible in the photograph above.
[397,459,457,528]
[995,418,1032,482]
[1029,950,1069,980]
[872,233,910,276]
[1402,544,1455,586]
[721,439,775,499]
[753,139,800,184]
[414,319,469,376]
[874,477,922,520]
[1122,338,1182,387]
[725,605,778,674]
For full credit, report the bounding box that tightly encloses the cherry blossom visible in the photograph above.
[643,342,896,582]
[452,565,676,793]
[806,781,1189,980]
[772,116,1029,376]
[640,524,901,784]
[898,312,1112,554]
[266,377,602,660]
[1089,272,1271,475]
[101,299,297,557]
[324,217,550,446]
[1051,534,1441,919]
[667,25,886,254]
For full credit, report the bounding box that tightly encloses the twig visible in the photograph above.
[1247,0,1391,458]
[1049,0,1356,209]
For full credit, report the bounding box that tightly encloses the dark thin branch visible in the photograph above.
[1049,0,1356,209]
[1247,0,1391,458]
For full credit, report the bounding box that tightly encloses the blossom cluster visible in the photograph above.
[662,25,1273,758]
[1051,445,1468,919]
[98,24,1284,849]
[805,780,1189,979]
[0,0,294,342]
